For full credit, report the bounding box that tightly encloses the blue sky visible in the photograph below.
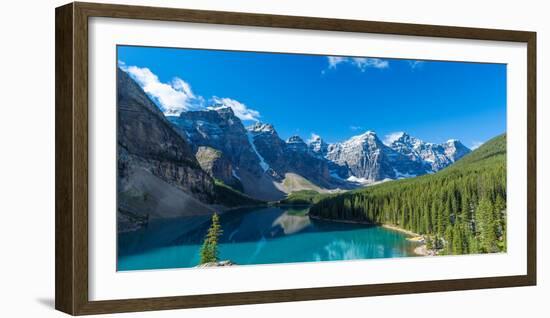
[118,45,506,149]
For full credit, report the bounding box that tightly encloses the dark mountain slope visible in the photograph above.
[117,68,260,231]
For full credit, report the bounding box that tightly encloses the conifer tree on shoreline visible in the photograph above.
[199,213,223,264]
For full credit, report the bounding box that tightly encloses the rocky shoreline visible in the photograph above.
[196,260,235,268]
[380,224,434,256]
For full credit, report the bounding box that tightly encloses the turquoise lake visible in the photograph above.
[117,206,419,271]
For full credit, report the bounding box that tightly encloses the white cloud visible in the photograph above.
[171,77,195,99]
[122,65,202,116]
[383,131,406,145]
[209,97,261,122]
[471,141,484,150]
[408,60,425,70]
[328,56,347,69]
[349,125,363,131]
[120,63,262,121]
[352,58,389,70]
[327,56,389,71]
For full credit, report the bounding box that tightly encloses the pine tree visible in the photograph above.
[444,226,454,254]
[452,224,462,254]
[475,198,498,253]
[494,195,506,251]
[199,213,223,264]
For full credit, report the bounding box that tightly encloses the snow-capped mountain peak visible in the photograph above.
[325,130,471,183]
[442,139,470,162]
[387,133,471,171]
[207,104,234,115]
[384,131,404,144]
[286,135,309,152]
[248,122,275,134]
[308,134,328,157]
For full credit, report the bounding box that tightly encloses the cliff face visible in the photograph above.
[195,146,244,191]
[169,107,265,177]
[117,68,216,228]
[168,110,287,201]
[247,125,332,187]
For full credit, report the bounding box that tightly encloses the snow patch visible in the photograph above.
[346,175,371,184]
[231,169,241,181]
[247,132,270,172]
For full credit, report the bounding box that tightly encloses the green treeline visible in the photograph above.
[212,179,265,207]
[309,134,507,255]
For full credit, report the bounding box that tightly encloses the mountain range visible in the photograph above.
[117,67,471,227]
[168,104,471,199]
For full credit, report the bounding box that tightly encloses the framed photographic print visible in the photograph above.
[55,2,537,315]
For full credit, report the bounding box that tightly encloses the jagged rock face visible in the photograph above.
[284,136,331,187]
[388,132,471,172]
[326,131,428,181]
[169,111,286,201]
[168,107,264,177]
[248,125,331,186]
[443,139,471,162]
[117,68,215,221]
[286,135,309,152]
[247,122,287,176]
[117,68,213,198]
[195,146,233,183]
[309,135,328,157]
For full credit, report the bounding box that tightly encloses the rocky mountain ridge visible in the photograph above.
[119,67,471,208]
[386,132,471,172]
[325,131,432,183]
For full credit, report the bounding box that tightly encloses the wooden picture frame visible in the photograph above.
[55,2,536,315]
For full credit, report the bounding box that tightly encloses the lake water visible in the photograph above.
[118,206,419,271]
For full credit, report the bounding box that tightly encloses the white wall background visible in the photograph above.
[0,0,547,317]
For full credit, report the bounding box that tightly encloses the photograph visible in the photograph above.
[116,45,507,271]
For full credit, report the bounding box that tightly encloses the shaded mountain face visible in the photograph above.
[169,112,334,198]
[248,125,332,187]
[387,132,471,172]
[168,109,286,201]
[117,68,216,227]
[286,135,309,152]
[168,106,264,177]
[195,146,234,186]
[246,122,287,176]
